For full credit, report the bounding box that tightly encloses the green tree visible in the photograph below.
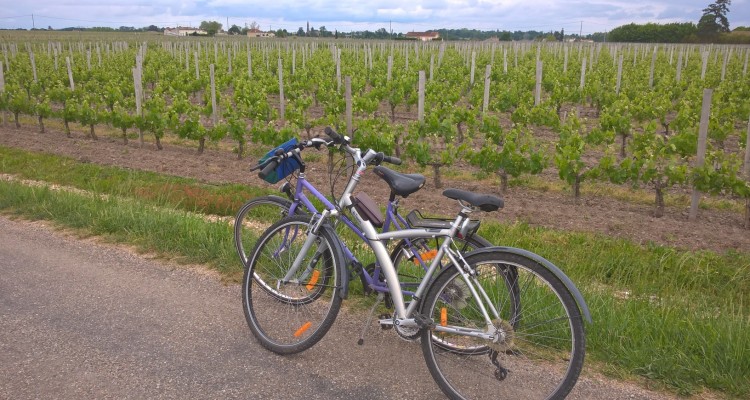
[200,21,222,36]
[698,0,731,37]
[228,24,241,35]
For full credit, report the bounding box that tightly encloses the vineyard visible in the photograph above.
[1,31,750,225]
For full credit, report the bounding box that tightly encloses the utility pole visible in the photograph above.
[32,14,35,30]
[579,21,582,39]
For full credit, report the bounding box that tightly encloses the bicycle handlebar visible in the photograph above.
[254,128,400,179]
[258,158,280,179]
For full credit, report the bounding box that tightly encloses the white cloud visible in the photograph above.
[1,0,748,33]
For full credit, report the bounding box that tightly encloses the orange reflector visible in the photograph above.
[306,270,320,291]
[413,249,438,265]
[440,307,447,326]
[294,321,312,337]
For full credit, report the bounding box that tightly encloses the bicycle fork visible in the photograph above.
[280,211,331,285]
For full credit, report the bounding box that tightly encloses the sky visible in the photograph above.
[1,0,749,35]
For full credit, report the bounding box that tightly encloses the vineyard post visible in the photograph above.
[418,70,425,123]
[53,47,58,70]
[2,47,8,73]
[214,42,218,64]
[336,49,341,92]
[247,43,253,79]
[430,55,434,81]
[228,47,232,75]
[274,57,285,124]
[292,49,296,75]
[0,61,5,126]
[689,88,712,221]
[669,46,673,65]
[29,51,37,83]
[387,55,393,82]
[210,64,218,126]
[86,49,91,71]
[345,76,352,137]
[132,67,143,147]
[579,57,586,90]
[503,48,508,74]
[66,57,75,91]
[648,47,656,88]
[194,52,199,79]
[676,50,683,83]
[743,49,748,76]
[563,46,568,74]
[701,51,708,80]
[534,60,542,106]
[96,45,101,66]
[720,51,728,81]
[744,118,750,228]
[185,46,189,71]
[482,64,491,115]
[470,51,476,86]
[616,55,623,94]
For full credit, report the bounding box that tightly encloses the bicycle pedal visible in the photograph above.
[378,313,393,330]
[413,313,435,330]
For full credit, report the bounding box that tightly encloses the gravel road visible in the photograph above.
[0,216,678,399]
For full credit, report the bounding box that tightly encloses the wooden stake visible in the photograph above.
[689,89,713,221]
[418,71,425,123]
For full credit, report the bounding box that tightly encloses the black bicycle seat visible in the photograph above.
[373,166,426,198]
[442,188,504,212]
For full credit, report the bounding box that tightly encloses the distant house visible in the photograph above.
[247,28,275,38]
[164,27,207,36]
[405,31,440,41]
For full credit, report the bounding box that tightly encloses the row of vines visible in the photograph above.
[1,34,749,223]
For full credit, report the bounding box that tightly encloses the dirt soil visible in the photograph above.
[1,121,748,254]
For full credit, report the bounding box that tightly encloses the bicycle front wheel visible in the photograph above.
[420,251,585,400]
[243,215,343,355]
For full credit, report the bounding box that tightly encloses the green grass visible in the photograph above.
[0,179,248,279]
[0,145,274,216]
[1,145,749,398]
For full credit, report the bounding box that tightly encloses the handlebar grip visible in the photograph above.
[258,159,279,180]
[383,156,402,166]
[324,127,343,144]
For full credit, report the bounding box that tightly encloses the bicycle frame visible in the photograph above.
[283,146,501,336]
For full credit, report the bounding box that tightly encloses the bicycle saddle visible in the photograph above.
[442,188,504,212]
[373,166,426,198]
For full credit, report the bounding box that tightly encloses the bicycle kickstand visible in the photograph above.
[357,292,385,345]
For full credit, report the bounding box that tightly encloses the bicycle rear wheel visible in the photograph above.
[234,195,298,268]
[420,251,585,400]
[243,215,343,355]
